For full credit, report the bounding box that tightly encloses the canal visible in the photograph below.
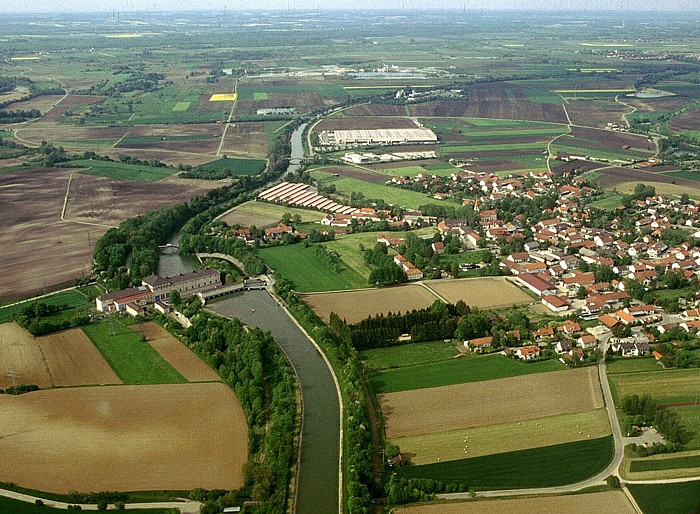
[207,291,341,514]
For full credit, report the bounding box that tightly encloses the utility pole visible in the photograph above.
[7,370,19,394]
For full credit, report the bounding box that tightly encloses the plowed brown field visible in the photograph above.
[426,277,533,309]
[0,322,52,389]
[396,491,636,514]
[0,382,247,493]
[302,284,440,324]
[379,367,603,438]
[141,322,220,382]
[36,328,121,387]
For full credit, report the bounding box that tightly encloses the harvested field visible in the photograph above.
[565,99,632,127]
[2,94,65,114]
[594,166,700,194]
[407,83,568,124]
[320,165,388,183]
[141,322,219,382]
[394,408,611,464]
[551,159,606,175]
[395,491,636,514]
[115,123,223,154]
[302,284,440,324]
[220,122,269,158]
[379,367,603,438]
[16,122,128,151]
[0,382,247,493]
[36,328,121,387]
[39,95,106,122]
[0,165,214,301]
[0,322,52,389]
[670,109,700,132]
[568,126,655,154]
[314,116,417,132]
[426,277,533,309]
[218,200,322,228]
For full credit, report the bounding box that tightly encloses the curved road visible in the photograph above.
[207,290,342,514]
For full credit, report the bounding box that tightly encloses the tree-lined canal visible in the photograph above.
[208,290,341,514]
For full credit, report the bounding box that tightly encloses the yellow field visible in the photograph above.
[396,491,637,514]
[380,367,603,439]
[0,382,247,493]
[210,93,238,101]
[393,409,611,464]
[578,42,634,47]
[9,56,40,61]
[104,33,146,38]
[426,277,533,309]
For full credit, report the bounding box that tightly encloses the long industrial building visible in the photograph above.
[318,128,437,146]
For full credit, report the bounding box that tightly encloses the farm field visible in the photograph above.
[401,436,614,489]
[628,450,700,474]
[593,166,700,196]
[360,339,461,371]
[393,408,611,464]
[0,322,52,390]
[310,169,445,209]
[140,322,219,382]
[259,243,367,292]
[606,356,661,374]
[367,352,565,394]
[220,122,270,158]
[218,200,322,228]
[395,490,636,514]
[36,328,122,387]
[628,481,700,514]
[193,157,267,177]
[301,284,440,324]
[608,368,700,404]
[313,116,418,132]
[82,321,186,385]
[426,277,533,309]
[379,367,603,438]
[0,288,93,324]
[0,165,213,302]
[0,382,247,493]
[65,159,177,183]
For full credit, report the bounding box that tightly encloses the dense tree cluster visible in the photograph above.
[13,301,89,336]
[162,311,297,513]
[0,108,41,124]
[621,394,689,452]
[363,243,407,287]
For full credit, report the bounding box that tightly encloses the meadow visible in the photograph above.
[81,321,186,385]
[401,436,614,489]
[194,157,267,177]
[258,243,367,292]
[629,453,700,472]
[0,287,95,324]
[628,481,700,514]
[608,368,700,404]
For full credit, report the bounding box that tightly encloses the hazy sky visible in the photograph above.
[5,0,700,13]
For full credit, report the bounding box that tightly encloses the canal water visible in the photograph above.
[157,232,202,278]
[208,291,341,514]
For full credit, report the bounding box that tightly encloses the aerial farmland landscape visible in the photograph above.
[1,2,700,514]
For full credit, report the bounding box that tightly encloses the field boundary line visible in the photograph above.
[419,282,449,304]
[58,169,118,229]
[216,79,239,157]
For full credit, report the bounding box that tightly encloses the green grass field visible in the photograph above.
[362,340,461,371]
[665,170,700,182]
[439,142,547,154]
[369,353,565,394]
[196,157,267,176]
[65,159,176,183]
[172,101,191,111]
[588,191,626,210]
[606,357,660,374]
[311,170,446,209]
[259,243,368,292]
[608,368,700,405]
[82,321,186,384]
[629,454,700,473]
[401,436,614,489]
[0,288,95,324]
[628,481,700,514]
[0,497,171,514]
